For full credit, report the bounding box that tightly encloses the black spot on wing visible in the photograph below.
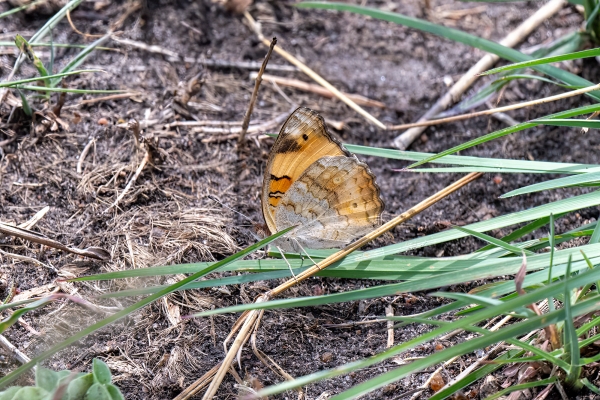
[277,138,303,153]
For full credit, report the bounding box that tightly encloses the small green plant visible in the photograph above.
[0,359,124,400]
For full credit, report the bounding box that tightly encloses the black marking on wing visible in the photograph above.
[269,191,285,199]
[271,174,292,181]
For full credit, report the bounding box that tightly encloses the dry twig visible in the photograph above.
[0,222,109,261]
[242,11,386,130]
[392,0,566,149]
[252,73,387,109]
[388,81,600,130]
[238,37,277,146]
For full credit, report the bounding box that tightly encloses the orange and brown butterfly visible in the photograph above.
[261,107,384,252]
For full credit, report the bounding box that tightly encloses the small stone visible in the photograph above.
[320,352,334,363]
[429,371,445,392]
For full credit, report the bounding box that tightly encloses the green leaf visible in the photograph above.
[91,360,111,385]
[66,373,93,400]
[14,35,49,83]
[84,383,111,400]
[11,387,48,400]
[0,387,21,400]
[104,384,124,400]
[35,367,58,392]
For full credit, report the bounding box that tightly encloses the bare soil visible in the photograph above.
[1,1,599,399]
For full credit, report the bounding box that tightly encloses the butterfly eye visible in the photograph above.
[352,202,358,208]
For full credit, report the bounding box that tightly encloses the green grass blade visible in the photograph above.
[535,118,600,128]
[15,85,125,94]
[0,227,293,388]
[16,89,32,116]
[0,0,47,18]
[0,296,64,333]
[547,214,556,313]
[52,33,112,87]
[29,0,83,44]
[195,244,600,316]
[0,70,103,88]
[452,226,535,256]
[484,377,557,400]
[256,274,600,398]
[346,143,599,174]
[428,349,523,400]
[501,171,600,198]
[563,257,582,387]
[482,48,600,76]
[0,41,114,50]
[477,214,564,253]
[400,103,600,169]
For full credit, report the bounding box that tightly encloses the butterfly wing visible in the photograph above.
[274,155,384,250]
[262,107,350,233]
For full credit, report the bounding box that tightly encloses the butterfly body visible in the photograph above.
[262,107,384,252]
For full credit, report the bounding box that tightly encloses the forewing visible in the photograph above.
[262,107,349,233]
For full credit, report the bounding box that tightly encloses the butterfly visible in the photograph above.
[261,107,384,252]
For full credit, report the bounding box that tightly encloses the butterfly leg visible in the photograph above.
[277,245,300,284]
[291,238,319,267]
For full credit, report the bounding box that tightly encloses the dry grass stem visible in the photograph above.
[77,137,96,174]
[172,363,221,400]
[66,9,105,38]
[252,73,387,109]
[0,334,31,366]
[110,36,297,72]
[0,222,110,261]
[103,150,150,214]
[201,172,483,399]
[238,37,277,146]
[0,248,58,273]
[392,0,566,148]
[385,304,394,348]
[243,11,386,129]
[64,93,141,109]
[388,81,600,131]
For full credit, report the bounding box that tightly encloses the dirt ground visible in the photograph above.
[1,0,599,399]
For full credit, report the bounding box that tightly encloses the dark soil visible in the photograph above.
[0,1,599,399]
